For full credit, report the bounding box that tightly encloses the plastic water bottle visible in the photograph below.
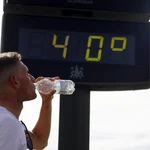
[34,78,75,95]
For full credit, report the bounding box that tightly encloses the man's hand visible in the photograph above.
[35,76,60,102]
[35,76,60,83]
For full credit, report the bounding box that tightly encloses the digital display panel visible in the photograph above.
[1,14,149,90]
[19,29,135,65]
[8,0,150,13]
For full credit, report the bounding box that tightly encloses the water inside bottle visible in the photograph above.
[56,80,75,95]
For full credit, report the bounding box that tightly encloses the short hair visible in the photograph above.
[0,52,22,92]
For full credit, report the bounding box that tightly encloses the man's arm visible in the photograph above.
[29,89,56,149]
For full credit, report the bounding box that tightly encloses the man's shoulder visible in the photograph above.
[0,107,20,128]
[0,108,27,150]
[0,115,20,132]
[0,112,23,140]
[0,114,17,125]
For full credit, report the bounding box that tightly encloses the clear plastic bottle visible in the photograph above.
[34,78,75,95]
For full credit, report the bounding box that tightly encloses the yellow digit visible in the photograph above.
[111,37,127,51]
[52,34,69,58]
[85,36,104,62]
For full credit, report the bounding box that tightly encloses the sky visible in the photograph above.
[1,1,150,150]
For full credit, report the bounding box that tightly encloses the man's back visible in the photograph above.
[0,106,27,150]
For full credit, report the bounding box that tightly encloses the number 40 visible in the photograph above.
[52,34,127,61]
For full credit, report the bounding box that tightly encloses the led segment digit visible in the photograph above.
[52,34,69,58]
[85,36,104,62]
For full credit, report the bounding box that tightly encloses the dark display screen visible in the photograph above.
[19,29,135,65]
[1,14,149,90]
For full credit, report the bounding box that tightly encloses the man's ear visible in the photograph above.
[8,74,20,89]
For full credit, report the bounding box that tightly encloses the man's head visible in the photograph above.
[0,52,37,102]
